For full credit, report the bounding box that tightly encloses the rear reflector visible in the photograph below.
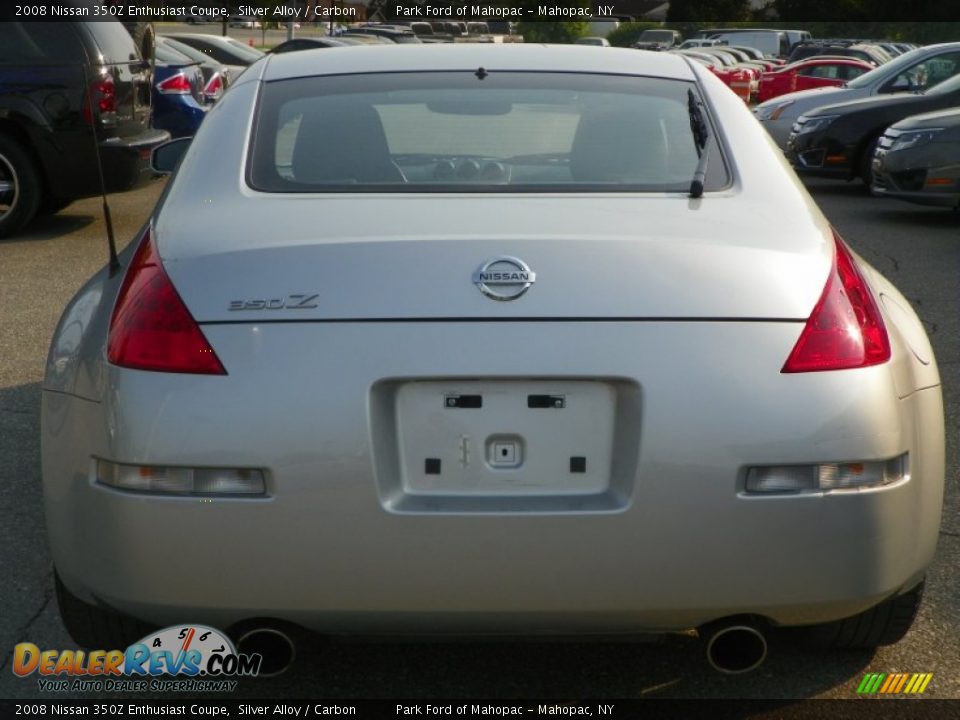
[745,454,908,493]
[97,459,265,495]
[781,231,890,373]
[204,73,224,102]
[81,72,117,126]
[108,228,226,375]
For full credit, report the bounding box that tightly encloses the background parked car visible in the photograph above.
[872,107,960,208]
[787,71,960,184]
[757,57,874,104]
[675,49,756,102]
[700,29,789,58]
[157,36,231,103]
[167,33,266,68]
[0,21,167,237]
[270,37,362,53]
[575,37,611,47]
[632,29,681,50]
[755,42,960,149]
[342,26,422,43]
[152,41,208,138]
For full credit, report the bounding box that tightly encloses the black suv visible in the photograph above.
[0,21,169,238]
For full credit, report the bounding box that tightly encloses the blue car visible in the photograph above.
[153,42,208,138]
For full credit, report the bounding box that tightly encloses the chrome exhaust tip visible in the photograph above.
[703,622,768,675]
[235,627,296,677]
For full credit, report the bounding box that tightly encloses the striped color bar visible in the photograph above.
[857,672,932,694]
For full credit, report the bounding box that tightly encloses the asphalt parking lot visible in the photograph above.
[0,174,957,701]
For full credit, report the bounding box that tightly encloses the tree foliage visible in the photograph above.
[606,22,665,48]
[517,22,591,44]
[516,0,591,43]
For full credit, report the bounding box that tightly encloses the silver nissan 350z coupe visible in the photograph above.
[42,45,943,674]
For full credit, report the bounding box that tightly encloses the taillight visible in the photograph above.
[157,73,192,95]
[782,231,890,373]
[108,228,226,375]
[204,73,223,102]
[82,73,116,125]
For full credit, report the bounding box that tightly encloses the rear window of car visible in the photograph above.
[249,72,727,193]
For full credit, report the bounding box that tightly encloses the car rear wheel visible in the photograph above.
[798,580,925,649]
[54,571,156,650]
[0,135,42,239]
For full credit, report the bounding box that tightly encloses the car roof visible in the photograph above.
[260,44,697,82]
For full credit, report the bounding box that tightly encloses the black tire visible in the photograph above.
[799,580,925,650]
[123,22,155,62]
[37,197,73,216]
[55,571,155,650]
[0,134,42,239]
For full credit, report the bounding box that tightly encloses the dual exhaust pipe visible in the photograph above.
[701,618,769,674]
[236,626,296,677]
[233,619,769,677]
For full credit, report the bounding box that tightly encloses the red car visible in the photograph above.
[757,57,874,104]
[676,50,757,103]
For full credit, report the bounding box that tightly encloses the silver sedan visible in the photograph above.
[43,45,944,675]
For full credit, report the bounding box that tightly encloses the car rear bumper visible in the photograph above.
[42,322,944,634]
[99,128,171,194]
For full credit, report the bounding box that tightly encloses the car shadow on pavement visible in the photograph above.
[0,381,55,692]
[10,213,96,243]
[224,629,875,700]
[867,207,960,229]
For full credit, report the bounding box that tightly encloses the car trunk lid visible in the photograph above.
[157,196,833,322]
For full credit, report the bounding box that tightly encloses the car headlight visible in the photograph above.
[795,114,838,135]
[754,99,794,121]
[888,128,944,152]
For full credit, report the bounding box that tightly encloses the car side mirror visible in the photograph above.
[151,137,192,175]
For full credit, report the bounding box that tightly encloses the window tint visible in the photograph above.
[847,47,936,89]
[155,43,194,65]
[0,22,85,64]
[803,65,842,79]
[250,72,726,193]
[910,52,960,89]
[843,65,868,80]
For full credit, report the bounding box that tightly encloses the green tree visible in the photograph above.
[516,0,591,43]
[606,22,665,48]
[517,22,591,44]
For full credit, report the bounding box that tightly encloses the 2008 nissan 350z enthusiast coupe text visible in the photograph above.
[42,45,944,675]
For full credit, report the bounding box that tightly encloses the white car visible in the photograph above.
[43,45,943,675]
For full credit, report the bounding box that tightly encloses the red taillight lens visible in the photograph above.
[108,229,226,375]
[82,74,116,124]
[157,73,192,94]
[782,232,890,373]
[204,74,223,101]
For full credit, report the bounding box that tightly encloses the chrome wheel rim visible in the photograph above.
[0,153,18,221]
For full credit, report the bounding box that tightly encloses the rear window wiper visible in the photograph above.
[687,88,712,198]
